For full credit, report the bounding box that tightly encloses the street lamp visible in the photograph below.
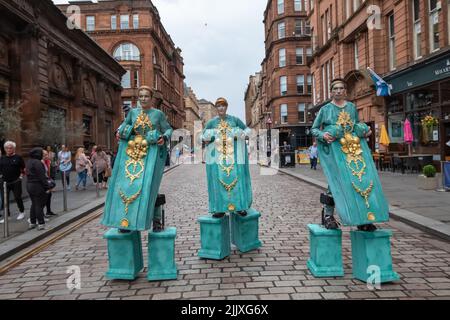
[266,116,272,165]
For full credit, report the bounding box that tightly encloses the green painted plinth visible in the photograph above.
[230,208,262,253]
[147,227,178,281]
[104,228,143,280]
[198,214,230,260]
[350,229,400,283]
[307,224,344,277]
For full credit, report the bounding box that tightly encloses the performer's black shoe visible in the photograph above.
[212,212,225,218]
[152,221,164,232]
[237,211,247,217]
[357,224,377,232]
[323,215,339,229]
[322,209,339,230]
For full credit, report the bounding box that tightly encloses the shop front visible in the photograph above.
[385,51,450,166]
[275,125,313,167]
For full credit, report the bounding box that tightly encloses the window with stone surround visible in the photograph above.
[388,14,396,70]
[278,21,286,39]
[297,75,305,94]
[295,19,303,36]
[295,0,302,11]
[412,0,422,59]
[133,70,140,88]
[306,47,313,64]
[280,104,288,123]
[298,103,306,123]
[307,74,312,94]
[121,15,129,29]
[111,15,117,30]
[278,0,284,14]
[296,48,304,65]
[86,16,95,31]
[312,73,317,104]
[280,76,287,95]
[121,70,131,89]
[279,48,286,67]
[429,0,440,52]
[133,14,139,29]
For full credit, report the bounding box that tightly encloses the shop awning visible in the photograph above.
[385,50,450,95]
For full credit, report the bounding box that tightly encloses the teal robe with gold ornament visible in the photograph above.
[311,102,389,226]
[102,106,173,231]
[202,115,253,214]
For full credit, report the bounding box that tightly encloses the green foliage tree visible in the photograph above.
[37,108,86,147]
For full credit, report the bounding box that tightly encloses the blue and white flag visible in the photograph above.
[367,67,392,96]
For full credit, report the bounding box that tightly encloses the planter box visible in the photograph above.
[417,174,437,190]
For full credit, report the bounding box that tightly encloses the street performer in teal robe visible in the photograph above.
[202,97,252,218]
[311,78,389,231]
[102,86,173,231]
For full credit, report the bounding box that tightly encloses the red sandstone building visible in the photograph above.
[261,0,314,149]
[309,0,450,161]
[57,0,186,130]
[0,0,125,154]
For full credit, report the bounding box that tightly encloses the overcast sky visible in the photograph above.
[52,0,266,121]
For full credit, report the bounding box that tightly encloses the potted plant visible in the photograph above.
[421,115,439,143]
[417,164,438,190]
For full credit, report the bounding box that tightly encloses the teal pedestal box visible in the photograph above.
[198,214,230,260]
[350,229,400,283]
[104,228,143,280]
[307,224,344,277]
[230,208,262,253]
[147,227,178,281]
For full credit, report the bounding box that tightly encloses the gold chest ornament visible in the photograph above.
[336,110,374,213]
[119,110,154,227]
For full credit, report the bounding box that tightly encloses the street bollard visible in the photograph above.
[96,169,100,198]
[63,171,68,212]
[3,182,9,238]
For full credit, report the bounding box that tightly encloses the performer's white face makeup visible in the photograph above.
[216,104,227,117]
[139,89,152,109]
[331,83,346,102]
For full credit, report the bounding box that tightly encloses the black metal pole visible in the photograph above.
[3,182,9,238]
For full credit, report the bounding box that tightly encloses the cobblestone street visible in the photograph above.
[1,164,450,300]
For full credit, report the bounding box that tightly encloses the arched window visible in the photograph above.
[113,43,140,61]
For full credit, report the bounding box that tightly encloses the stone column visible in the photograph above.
[19,24,42,152]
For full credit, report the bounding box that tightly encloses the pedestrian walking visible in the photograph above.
[0,141,26,223]
[75,147,90,191]
[26,148,52,230]
[308,141,319,170]
[58,145,72,190]
[42,149,56,217]
[46,145,57,180]
[91,146,110,190]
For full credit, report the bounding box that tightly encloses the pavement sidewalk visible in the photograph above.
[0,165,178,262]
[276,164,450,241]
